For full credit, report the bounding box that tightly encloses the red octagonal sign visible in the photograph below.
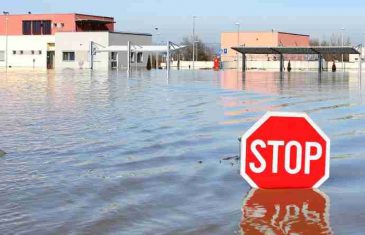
[241,112,330,189]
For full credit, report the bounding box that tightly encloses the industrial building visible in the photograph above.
[0,13,152,69]
[220,31,310,62]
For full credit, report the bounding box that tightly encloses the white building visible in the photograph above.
[0,13,152,70]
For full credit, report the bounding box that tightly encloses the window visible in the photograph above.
[137,52,143,63]
[20,50,24,55]
[0,51,4,61]
[38,50,42,55]
[42,20,51,35]
[63,52,75,61]
[22,21,32,35]
[32,21,42,35]
[31,50,35,55]
[12,51,16,55]
[111,52,117,60]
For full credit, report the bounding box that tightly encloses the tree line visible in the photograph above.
[310,33,352,61]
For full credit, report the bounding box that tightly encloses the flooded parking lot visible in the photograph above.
[0,69,365,234]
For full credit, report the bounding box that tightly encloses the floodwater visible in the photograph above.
[0,69,365,234]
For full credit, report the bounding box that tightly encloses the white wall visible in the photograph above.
[222,60,364,71]
[161,61,214,70]
[55,32,152,70]
[223,60,329,71]
[55,32,109,70]
[0,35,54,69]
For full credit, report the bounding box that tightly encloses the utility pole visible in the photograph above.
[154,27,160,69]
[235,22,240,70]
[192,16,197,69]
[341,28,345,71]
[3,11,9,71]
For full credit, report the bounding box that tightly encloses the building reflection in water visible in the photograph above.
[240,189,332,235]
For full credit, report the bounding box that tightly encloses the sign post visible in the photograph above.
[240,112,330,189]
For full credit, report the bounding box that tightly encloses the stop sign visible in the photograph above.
[241,112,330,189]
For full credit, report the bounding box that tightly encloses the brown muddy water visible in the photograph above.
[0,69,365,234]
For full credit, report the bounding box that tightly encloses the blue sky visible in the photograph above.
[3,0,365,45]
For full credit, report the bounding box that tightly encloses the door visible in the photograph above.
[47,51,55,69]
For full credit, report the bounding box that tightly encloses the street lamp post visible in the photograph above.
[341,28,345,71]
[235,22,240,70]
[3,11,9,71]
[192,16,198,70]
[154,27,160,69]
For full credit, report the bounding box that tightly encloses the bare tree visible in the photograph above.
[179,36,214,61]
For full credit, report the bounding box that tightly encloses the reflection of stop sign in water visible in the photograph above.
[241,189,332,234]
[241,112,330,189]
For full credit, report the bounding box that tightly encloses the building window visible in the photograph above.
[63,52,75,61]
[137,52,143,63]
[22,21,32,35]
[12,51,16,55]
[130,52,135,63]
[32,21,42,35]
[0,51,4,61]
[38,50,42,55]
[111,52,117,60]
[20,50,24,55]
[42,20,51,35]
[31,50,35,55]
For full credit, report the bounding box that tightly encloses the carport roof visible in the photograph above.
[231,46,360,55]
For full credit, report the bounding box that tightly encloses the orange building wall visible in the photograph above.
[0,13,115,35]
[0,14,76,35]
[221,31,310,62]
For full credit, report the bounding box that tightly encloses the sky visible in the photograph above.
[2,0,365,45]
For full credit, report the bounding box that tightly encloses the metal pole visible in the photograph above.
[192,16,196,70]
[127,41,131,73]
[167,41,170,78]
[242,53,246,71]
[280,54,284,72]
[192,18,194,69]
[166,41,170,71]
[116,52,119,71]
[318,54,322,73]
[4,12,8,71]
[235,22,240,70]
[89,41,94,70]
[341,28,344,71]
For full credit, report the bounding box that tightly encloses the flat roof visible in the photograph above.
[221,31,309,37]
[232,46,360,55]
[111,31,152,37]
[1,13,114,20]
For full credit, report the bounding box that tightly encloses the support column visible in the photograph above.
[127,41,131,73]
[242,53,246,71]
[359,52,362,73]
[156,52,159,69]
[166,41,170,70]
[280,54,284,72]
[89,41,94,70]
[116,52,119,71]
[318,54,323,73]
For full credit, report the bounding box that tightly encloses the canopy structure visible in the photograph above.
[96,45,185,53]
[231,46,361,72]
[90,41,185,72]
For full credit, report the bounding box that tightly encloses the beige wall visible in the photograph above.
[221,31,310,62]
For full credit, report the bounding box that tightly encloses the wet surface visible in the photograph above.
[0,69,365,234]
